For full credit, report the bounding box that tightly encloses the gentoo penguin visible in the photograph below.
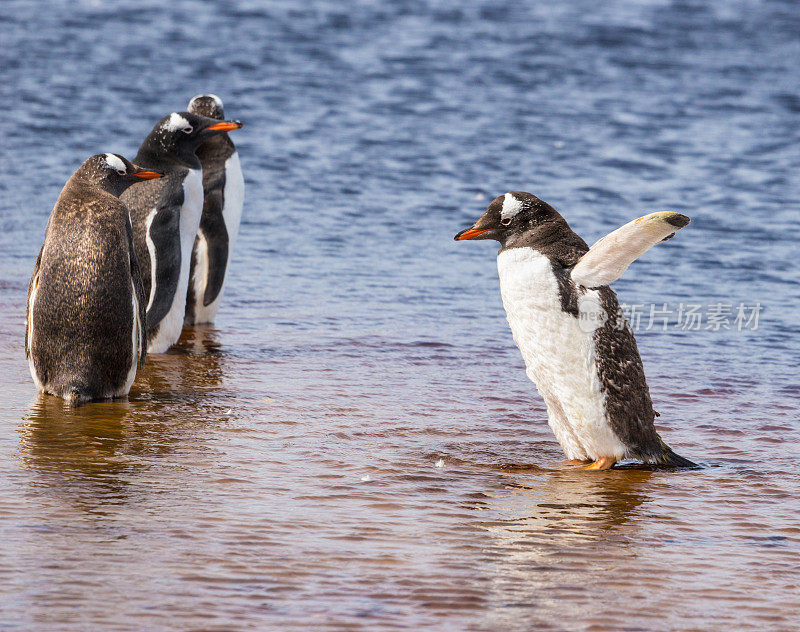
[121,111,242,353]
[26,154,163,404]
[455,191,697,470]
[184,94,245,325]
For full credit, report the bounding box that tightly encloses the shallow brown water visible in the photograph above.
[2,311,799,630]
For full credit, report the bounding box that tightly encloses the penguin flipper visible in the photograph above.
[571,212,690,288]
[199,188,229,307]
[145,197,183,327]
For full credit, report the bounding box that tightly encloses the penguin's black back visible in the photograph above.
[592,285,663,460]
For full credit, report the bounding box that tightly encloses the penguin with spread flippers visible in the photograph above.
[455,192,697,470]
[184,94,244,325]
[120,111,242,353]
[26,154,163,404]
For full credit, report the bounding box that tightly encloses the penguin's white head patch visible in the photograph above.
[501,193,524,220]
[103,153,127,173]
[164,112,192,133]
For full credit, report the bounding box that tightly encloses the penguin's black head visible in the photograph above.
[144,111,243,166]
[455,192,566,246]
[79,154,163,195]
[188,94,225,120]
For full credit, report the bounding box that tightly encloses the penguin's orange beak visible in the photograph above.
[455,209,498,241]
[454,227,490,240]
[206,120,243,132]
[133,170,164,180]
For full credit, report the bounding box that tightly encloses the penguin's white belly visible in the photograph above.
[222,152,244,247]
[26,272,44,392]
[496,248,626,461]
[189,230,213,323]
[189,152,244,324]
[116,279,141,397]
[148,168,204,353]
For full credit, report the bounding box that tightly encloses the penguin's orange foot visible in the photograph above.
[581,457,616,471]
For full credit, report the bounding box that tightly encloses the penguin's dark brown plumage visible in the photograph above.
[26,154,162,404]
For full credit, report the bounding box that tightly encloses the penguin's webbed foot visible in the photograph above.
[581,457,616,471]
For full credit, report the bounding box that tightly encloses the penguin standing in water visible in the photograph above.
[184,94,244,325]
[455,192,697,470]
[121,111,242,353]
[26,154,163,404]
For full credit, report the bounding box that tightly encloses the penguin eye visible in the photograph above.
[116,169,126,176]
[500,217,512,226]
[182,126,193,134]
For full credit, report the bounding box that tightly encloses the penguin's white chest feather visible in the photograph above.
[26,272,44,391]
[148,168,204,353]
[180,169,205,257]
[118,279,141,397]
[221,152,244,244]
[496,248,627,461]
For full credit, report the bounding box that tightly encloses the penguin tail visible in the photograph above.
[65,387,90,407]
[656,437,699,469]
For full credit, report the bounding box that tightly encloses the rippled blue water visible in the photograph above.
[1,1,799,630]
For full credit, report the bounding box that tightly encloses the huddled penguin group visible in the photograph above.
[25,101,697,469]
[26,95,243,403]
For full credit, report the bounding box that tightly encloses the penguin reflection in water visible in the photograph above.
[455,192,697,470]
[121,111,242,353]
[26,154,163,404]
